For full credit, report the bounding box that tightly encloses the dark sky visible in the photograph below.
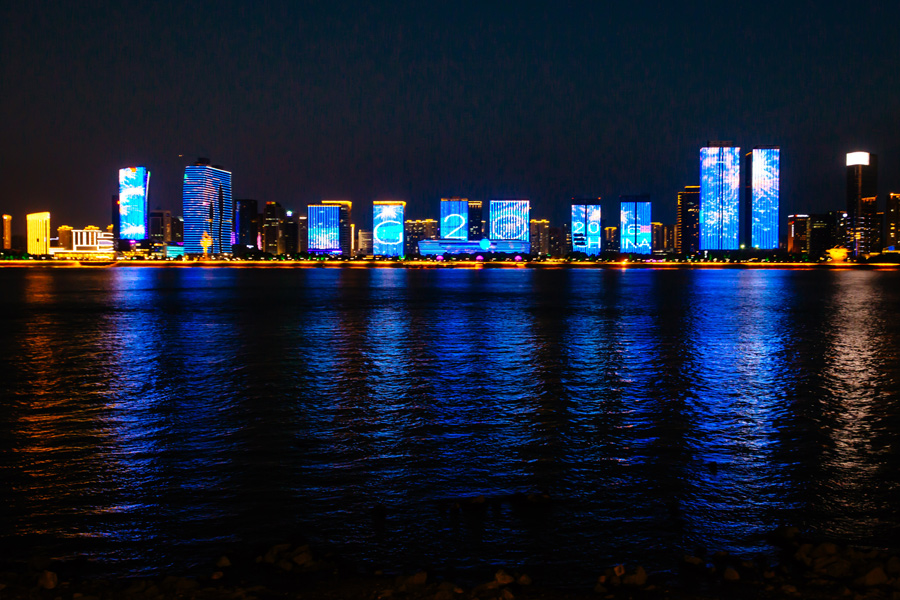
[2,1,899,233]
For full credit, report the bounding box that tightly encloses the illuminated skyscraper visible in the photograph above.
[57,225,73,250]
[571,202,603,254]
[149,210,174,243]
[321,200,352,255]
[619,196,652,254]
[263,201,286,255]
[440,198,469,240]
[676,185,700,254]
[846,151,878,255]
[373,201,406,257]
[787,214,809,254]
[468,200,484,239]
[886,193,899,250]
[700,143,741,250]
[182,158,233,256]
[748,147,780,249]
[404,219,437,256]
[529,219,550,255]
[26,212,50,255]
[2,214,11,250]
[235,199,260,252]
[490,200,530,241]
[307,204,342,254]
[118,166,150,240]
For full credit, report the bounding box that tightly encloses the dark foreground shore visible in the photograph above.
[3,529,900,600]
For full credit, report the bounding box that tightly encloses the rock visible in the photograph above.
[38,571,58,590]
[516,574,531,585]
[594,583,608,594]
[433,591,454,600]
[500,588,514,600]
[495,570,515,585]
[276,559,293,572]
[292,552,312,566]
[723,567,740,582]
[175,578,199,594]
[683,555,704,567]
[763,570,775,579]
[408,571,428,587]
[826,559,853,578]
[215,556,231,568]
[613,564,626,577]
[855,566,888,587]
[211,571,224,580]
[781,584,798,594]
[886,556,900,577]
[623,566,648,586]
[811,542,839,558]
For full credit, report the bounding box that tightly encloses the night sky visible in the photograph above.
[2,1,899,233]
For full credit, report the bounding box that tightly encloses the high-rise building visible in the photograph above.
[748,147,780,250]
[886,193,900,250]
[296,214,308,253]
[529,219,550,255]
[440,198,469,240]
[183,158,233,256]
[846,151,878,255]
[676,185,700,254]
[234,199,260,253]
[2,215,11,250]
[619,196,652,254]
[468,200,484,240]
[651,222,664,251]
[357,229,373,255]
[548,226,566,258]
[26,212,50,255]
[118,166,150,240]
[320,200,352,256]
[490,200,530,241]
[149,210,174,243]
[700,143,740,250]
[282,211,300,255]
[604,226,619,250]
[263,201,286,255]
[808,212,849,260]
[663,224,676,252]
[373,201,406,257]
[57,225,73,250]
[787,214,810,255]
[571,202,603,254]
[307,204,343,254]
[403,218,437,256]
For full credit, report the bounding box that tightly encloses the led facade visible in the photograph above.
[307,205,342,253]
[751,147,780,249]
[700,144,741,250]
[418,239,531,255]
[118,167,150,240]
[571,205,603,254]
[620,199,652,254]
[490,200,530,241]
[440,198,469,240]
[373,201,405,257]
[182,161,233,255]
[26,212,51,255]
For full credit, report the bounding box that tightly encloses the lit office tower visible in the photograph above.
[118,166,150,240]
[529,219,550,255]
[749,147,780,249]
[373,201,406,257]
[619,196,652,254]
[787,214,810,254]
[149,210,173,243]
[886,193,900,250]
[2,214,11,250]
[182,158,233,256]
[700,143,741,250]
[440,198,469,240]
[234,199,260,252]
[26,212,50,255]
[676,185,700,254]
[321,200,352,255]
[307,204,341,254]
[468,200,484,239]
[404,219,437,256]
[490,200,530,241]
[263,201,286,255]
[846,151,878,255]
[571,203,603,254]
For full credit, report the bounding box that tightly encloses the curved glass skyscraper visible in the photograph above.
[182,159,233,256]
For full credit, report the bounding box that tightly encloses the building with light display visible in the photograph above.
[676,185,700,254]
[26,212,50,255]
[2,214,11,250]
[307,204,343,254]
[846,151,878,255]
[440,198,469,240]
[373,201,406,257]
[118,166,150,240]
[746,147,780,249]
[787,214,809,254]
[418,239,530,256]
[570,202,603,254]
[490,200,530,243]
[619,196,652,254]
[263,201,286,255]
[321,200,352,255]
[530,219,550,255]
[700,143,741,250]
[182,158,233,256]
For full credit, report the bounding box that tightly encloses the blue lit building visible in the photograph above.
[619,196,652,254]
[700,143,741,250]
[440,198,469,240]
[182,159,232,256]
[750,147,780,249]
[118,166,150,240]
[373,201,405,257]
[307,204,342,254]
[418,239,531,256]
[571,203,603,254]
[490,200,530,241]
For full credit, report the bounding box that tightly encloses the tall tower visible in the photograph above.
[1,214,11,250]
[321,200,352,256]
[886,193,900,250]
[846,151,878,255]
[676,185,700,254]
[182,158,233,256]
[489,200,530,241]
[373,200,406,257]
[700,142,741,250]
[467,200,484,239]
[748,147,780,250]
[619,195,652,255]
[26,212,50,255]
[440,198,469,240]
[118,166,150,240]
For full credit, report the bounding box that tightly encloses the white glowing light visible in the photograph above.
[847,152,870,167]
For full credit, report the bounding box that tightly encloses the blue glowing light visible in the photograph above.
[118,167,150,240]
[182,164,232,255]
[700,146,741,250]
[440,200,469,240]
[490,200,530,241]
[308,205,342,254]
[418,239,531,255]
[373,203,405,257]
[751,148,780,250]
[620,200,652,255]
[571,205,603,254]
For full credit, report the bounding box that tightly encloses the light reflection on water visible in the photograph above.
[1,267,899,584]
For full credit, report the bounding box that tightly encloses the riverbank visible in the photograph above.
[3,529,899,600]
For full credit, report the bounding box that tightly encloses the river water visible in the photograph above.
[1,266,898,585]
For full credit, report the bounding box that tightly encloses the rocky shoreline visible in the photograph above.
[3,528,900,600]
